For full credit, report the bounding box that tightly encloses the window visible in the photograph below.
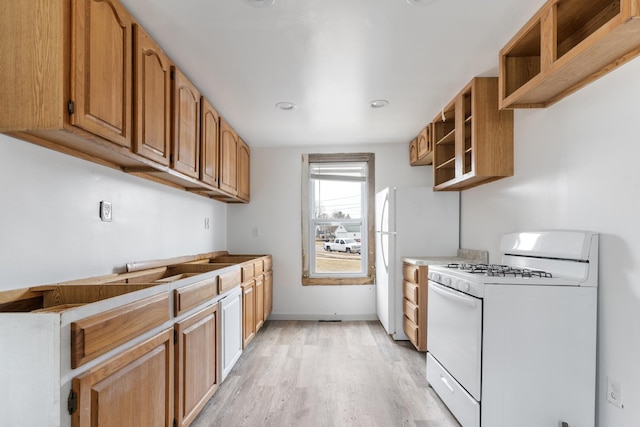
[301,153,375,285]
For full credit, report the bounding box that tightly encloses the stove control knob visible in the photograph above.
[460,281,470,292]
[443,276,452,286]
[431,273,440,282]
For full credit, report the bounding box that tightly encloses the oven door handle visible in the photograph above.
[430,282,478,307]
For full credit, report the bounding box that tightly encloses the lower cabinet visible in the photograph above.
[72,328,174,427]
[220,287,243,381]
[402,263,428,352]
[264,270,273,320]
[241,280,256,348]
[255,274,264,331]
[175,303,219,427]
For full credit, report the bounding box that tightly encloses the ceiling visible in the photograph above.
[120,0,546,148]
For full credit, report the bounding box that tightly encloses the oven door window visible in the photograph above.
[427,281,482,401]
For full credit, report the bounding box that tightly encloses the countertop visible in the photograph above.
[402,249,488,266]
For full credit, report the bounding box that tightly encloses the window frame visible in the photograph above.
[301,153,375,286]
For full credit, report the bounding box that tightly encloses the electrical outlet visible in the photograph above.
[204,217,210,229]
[99,201,112,222]
[607,377,624,409]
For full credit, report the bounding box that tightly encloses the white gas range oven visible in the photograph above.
[426,230,598,427]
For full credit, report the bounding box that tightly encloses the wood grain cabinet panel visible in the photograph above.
[432,77,513,191]
[72,328,174,427]
[171,67,200,179]
[174,277,218,317]
[71,292,170,368]
[242,280,256,349]
[402,263,428,352]
[133,24,172,165]
[200,98,220,187]
[219,118,239,196]
[71,0,133,148]
[255,274,265,331]
[218,268,242,294]
[237,138,251,201]
[175,304,219,427]
[500,0,640,109]
[264,270,273,320]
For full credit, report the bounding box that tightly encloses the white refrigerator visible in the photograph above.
[375,186,459,340]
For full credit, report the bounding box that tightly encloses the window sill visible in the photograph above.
[302,276,375,286]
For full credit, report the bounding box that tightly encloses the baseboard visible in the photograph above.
[268,313,379,322]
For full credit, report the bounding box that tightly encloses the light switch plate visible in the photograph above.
[100,201,112,222]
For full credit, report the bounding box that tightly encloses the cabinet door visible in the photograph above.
[72,329,173,427]
[264,270,273,320]
[237,137,250,201]
[255,274,264,331]
[221,291,243,381]
[219,118,238,195]
[71,0,132,148]
[171,67,200,178]
[200,98,220,187]
[133,24,171,165]
[242,281,256,348]
[175,304,219,427]
[409,138,418,165]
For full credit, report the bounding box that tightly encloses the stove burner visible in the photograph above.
[446,263,553,278]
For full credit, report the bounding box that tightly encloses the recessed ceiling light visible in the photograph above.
[243,0,276,7]
[369,99,389,108]
[275,102,296,111]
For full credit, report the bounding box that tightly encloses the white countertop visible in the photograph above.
[402,249,488,266]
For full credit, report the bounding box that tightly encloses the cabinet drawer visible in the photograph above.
[403,298,419,324]
[218,268,242,294]
[403,316,418,346]
[403,280,419,304]
[71,292,170,368]
[174,277,218,317]
[241,263,254,281]
[403,263,419,283]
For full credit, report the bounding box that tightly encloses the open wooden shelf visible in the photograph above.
[500,0,640,109]
[433,77,514,191]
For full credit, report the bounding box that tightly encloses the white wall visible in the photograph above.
[227,143,431,320]
[460,58,640,426]
[0,134,227,289]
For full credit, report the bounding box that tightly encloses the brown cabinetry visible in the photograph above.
[402,263,428,352]
[264,270,273,320]
[219,118,239,196]
[133,24,172,165]
[0,0,251,204]
[200,98,220,187]
[255,274,265,331]
[71,0,133,148]
[433,77,514,191]
[175,304,219,427]
[171,67,201,179]
[500,0,640,109]
[242,280,256,348]
[72,328,174,427]
[409,126,433,166]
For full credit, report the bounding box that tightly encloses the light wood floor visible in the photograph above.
[192,320,461,427]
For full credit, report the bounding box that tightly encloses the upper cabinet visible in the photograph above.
[433,77,514,191]
[171,67,201,179]
[219,118,239,196]
[133,24,172,165]
[71,0,133,147]
[237,138,251,202]
[409,125,433,166]
[0,0,250,204]
[500,0,640,109]
[200,98,220,188]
